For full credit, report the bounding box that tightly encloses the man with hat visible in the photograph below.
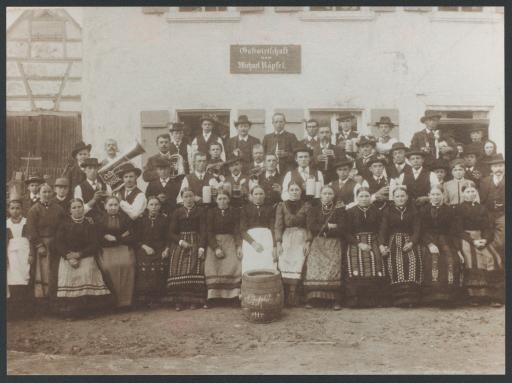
[301,119,320,149]
[411,111,455,163]
[226,115,261,174]
[374,116,398,155]
[142,133,173,183]
[262,112,299,176]
[358,155,390,209]
[52,177,71,211]
[168,121,191,174]
[354,135,377,181]
[386,142,412,180]
[64,140,92,191]
[335,112,359,149]
[328,156,358,206]
[74,158,110,220]
[478,153,506,255]
[281,145,324,201]
[177,152,215,205]
[312,125,346,184]
[401,149,439,203]
[190,115,226,162]
[22,174,44,216]
[222,157,249,208]
[256,153,283,207]
[146,156,184,215]
[115,162,147,220]
[463,143,485,187]
[468,124,486,154]
[430,158,450,185]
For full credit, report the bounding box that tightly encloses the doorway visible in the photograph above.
[176,110,230,143]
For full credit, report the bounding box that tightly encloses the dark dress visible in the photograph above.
[342,205,389,307]
[303,204,344,303]
[167,205,208,305]
[133,212,169,302]
[455,202,504,303]
[205,207,242,299]
[419,203,463,305]
[54,216,112,314]
[379,203,423,306]
[96,211,136,307]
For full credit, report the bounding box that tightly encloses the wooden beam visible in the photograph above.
[7,57,82,62]
[8,95,81,100]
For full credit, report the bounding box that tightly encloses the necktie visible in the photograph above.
[457,181,461,204]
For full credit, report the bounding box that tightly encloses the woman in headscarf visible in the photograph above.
[275,182,312,306]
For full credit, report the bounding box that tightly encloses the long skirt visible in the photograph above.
[55,256,112,314]
[34,237,55,299]
[97,245,136,307]
[421,234,463,305]
[205,234,241,299]
[303,237,342,303]
[278,227,308,285]
[386,232,423,307]
[460,230,504,303]
[241,228,275,274]
[166,232,207,305]
[134,247,168,301]
[344,232,390,307]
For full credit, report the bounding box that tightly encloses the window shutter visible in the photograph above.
[140,110,169,128]
[142,7,169,15]
[237,7,264,13]
[371,7,396,12]
[403,7,432,12]
[369,109,400,139]
[237,109,266,142]
[274,7,303,13]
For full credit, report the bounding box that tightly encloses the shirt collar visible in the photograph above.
[203,132,211,141]
[238,135,249,142]
[30,193,38,199]
[493,174,503,185]
[87,178,98,187]
[412,166,423,175]
[195,171,205,179]
[266,170,276,177]
[160,177,170,183]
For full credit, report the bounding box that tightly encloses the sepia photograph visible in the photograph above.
[4,4,506,375]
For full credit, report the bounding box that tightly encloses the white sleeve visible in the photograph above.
[281,171,292,201]
[430,172,439,187]
[317,171,324,186]
[218,137,226,162]
[119,193,147,220]
[74,185,92,214]
[176,177,189,205]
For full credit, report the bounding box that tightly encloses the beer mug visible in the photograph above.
[306,177,315,196]
[202,186,212,204]
[345,139,352,153]
[232,184,242,199]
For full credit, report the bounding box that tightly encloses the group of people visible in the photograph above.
[6,110,505,318]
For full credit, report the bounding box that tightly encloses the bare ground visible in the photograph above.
[6,304,505,375]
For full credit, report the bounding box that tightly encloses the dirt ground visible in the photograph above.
[7,303,505,375]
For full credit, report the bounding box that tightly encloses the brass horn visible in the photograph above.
[98,141,146,190]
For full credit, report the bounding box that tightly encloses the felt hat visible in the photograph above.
[334,156,354,169]
[154,157,170,168]
[469,124,486,133]
[367,155,388,167]
[199,115,216,125]
[405,149,427,158]
[420,111,442,123]
[292,145,314,156]
[223,157,242,168]
[8,191,23,204]
[389,142,408,153]
[54,177,70,187]
[168,122,185,132]
[71,141,92,158]
[463,143,482,157]
[234,115,252,126]
[117,162,142,178]
[80,158,102,168]
[450,158,466,168]
[24,174,44,185]
[358,135,377,147]
[486,153,505,165]
[430,159,450,172]
[373,116,398,127]
[336,112,355,122]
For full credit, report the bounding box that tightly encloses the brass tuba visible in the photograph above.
[98,141,145,190]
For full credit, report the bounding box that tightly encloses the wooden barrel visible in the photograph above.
[241,269,284,323]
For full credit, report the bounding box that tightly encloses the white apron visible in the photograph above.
[7,218,31,286]
[242,228,276,274]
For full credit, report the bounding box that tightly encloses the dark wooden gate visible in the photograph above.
[6,114,83,185]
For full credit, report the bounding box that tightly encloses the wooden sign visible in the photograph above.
[230,45,301,74]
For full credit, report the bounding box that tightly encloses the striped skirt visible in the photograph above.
[460,230,504,303]
[344,232,390,307]
[386,232,423,307]
[166,232,207,305]
[205,234,241,299]
[421,234,463,305]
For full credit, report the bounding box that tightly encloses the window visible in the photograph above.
[179,7,227,12]
[309,110,363,144]
[438,6,483,12]
[310,6,360,11]
[429,109,490,145]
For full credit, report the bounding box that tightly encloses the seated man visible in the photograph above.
[354,135,377,181]
[255,153,282,207]
[177,152,214,205]
[357,156,390,210]
[281,146,324,201]
[222,158,249,208]
[328,157,358,207]
[207,142,225,167]
[146,157,184,215]
[115,163,147,220]
[401,150,439,204]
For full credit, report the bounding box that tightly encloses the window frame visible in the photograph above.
[167,6,241,23]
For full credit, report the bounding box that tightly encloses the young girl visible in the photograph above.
[275,182,312,306]
[167,189,208,311]
[133,196,170,306]
[96,196,136,308]
[303,185,344,310]
[456,182,503,307]
[205,192,242,301]
[419,185,463,306]
[379,186,422,307]
[240,186,276,274]
[443,159,478,206]
[54,199,112,316]
[6,196,33,317]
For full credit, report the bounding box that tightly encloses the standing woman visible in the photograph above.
[167,189,208,311]
[303,185,344,310]
[205,192,243,301]
[96,196,136,308]
[26,183,66,305]
[275,182,312,306]
[480,139,498,177]
[133,196,170,307]
[419,185,463,306]
[456,182,504,307]
[240,186,276,274]
[54,199,112,316]
[342,187,389,308]
[379,186,422,307]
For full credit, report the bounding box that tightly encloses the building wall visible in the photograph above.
[81,6,505,161]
